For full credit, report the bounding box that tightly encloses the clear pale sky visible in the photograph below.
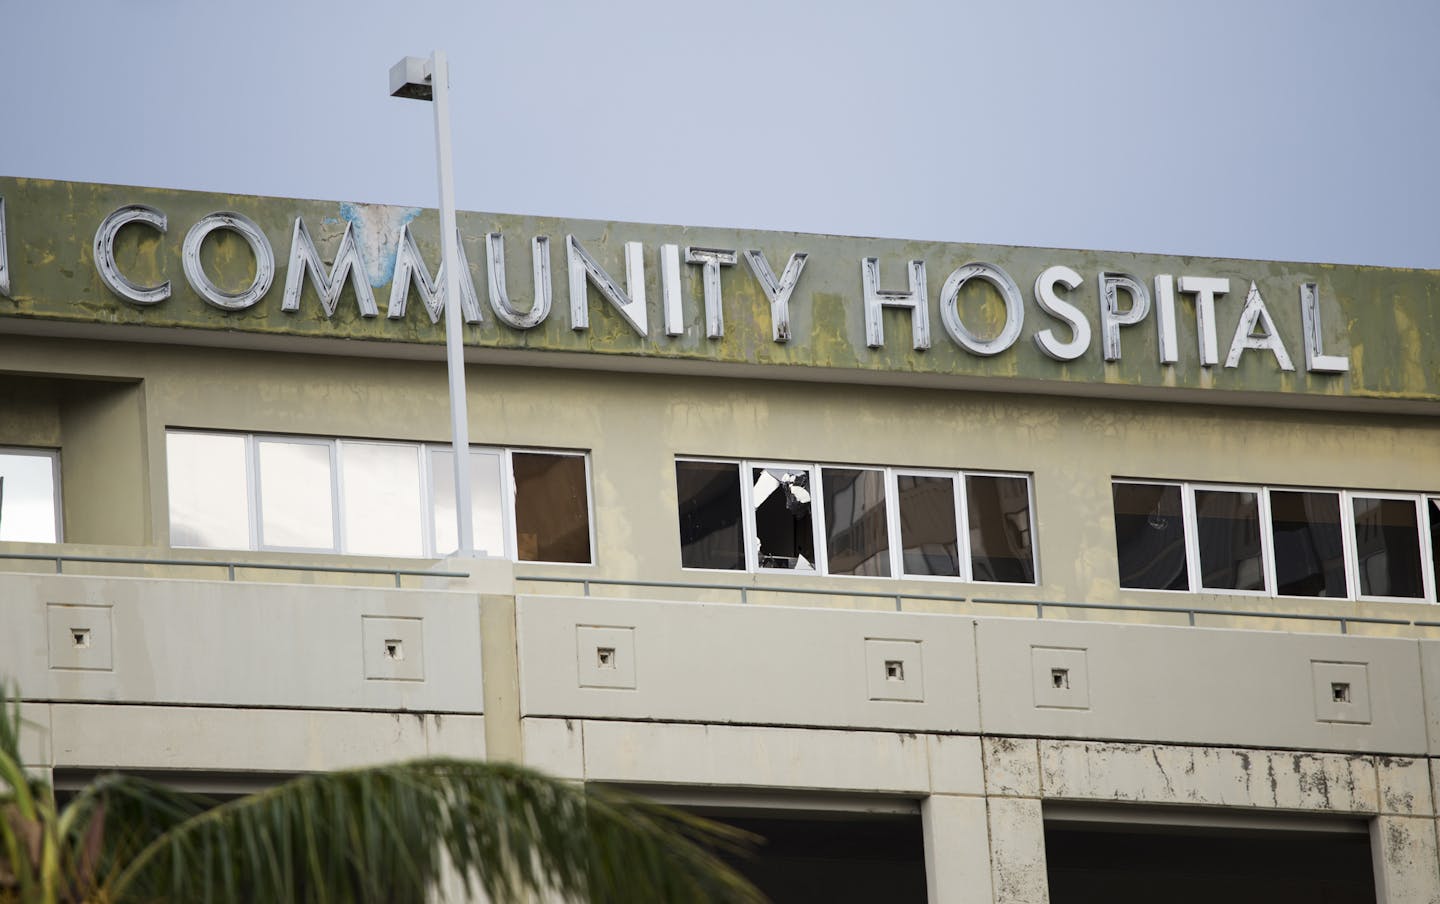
[3,0,1437,268]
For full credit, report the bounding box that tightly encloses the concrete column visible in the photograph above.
[1371,815,1440,903]
[921,794,992,904]
[986,797,1050,904]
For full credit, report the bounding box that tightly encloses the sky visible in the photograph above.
[3,0,1438,268]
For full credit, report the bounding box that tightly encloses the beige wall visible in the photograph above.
[0,331,1434,631]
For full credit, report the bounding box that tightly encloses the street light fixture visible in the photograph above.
[390,51,475,556]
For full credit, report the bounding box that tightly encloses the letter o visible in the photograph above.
[182,212,275,311]
[939,262,1024,356]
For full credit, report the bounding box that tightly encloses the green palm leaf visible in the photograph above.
[1,691,766,904]
[96,759,764,904]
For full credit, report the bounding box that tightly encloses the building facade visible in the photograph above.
[1,176,1438,901]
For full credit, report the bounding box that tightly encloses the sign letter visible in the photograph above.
[566,235,648,336]
[861,258,930,350]
[1300,283,1349,374]
[743,250,807,344]
[1033,265,1090,361]
[1098,272,1150,361]
[94,205,171,306]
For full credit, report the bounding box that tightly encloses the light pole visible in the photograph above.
[390,51,474,556]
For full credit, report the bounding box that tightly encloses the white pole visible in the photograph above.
[429,50,475,556]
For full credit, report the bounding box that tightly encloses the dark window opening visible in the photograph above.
[675,460,744,570]
[1046,820,1376,904]
[693,810,927,904]
[1352,496,1423,598]
[1112,482,1188,591]
[1270,490,1347,597]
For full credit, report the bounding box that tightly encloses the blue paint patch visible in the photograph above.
[322,216,339,225]
[339,202,423,287]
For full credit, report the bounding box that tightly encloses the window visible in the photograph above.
[1112,482,1188,591]
[675,457,1036,584]
[0,448,62,543]
[166,430,591,563]
[1113,479,1440,602]
[895,473,960,577]
[675,460,744,570]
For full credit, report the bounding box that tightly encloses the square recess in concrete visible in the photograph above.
[865,638,924,702]
[1312,660,1370,724]
[362,616,425,682]
[47,603,113,671]
[1031,646,1089,710]
[577,625,636,689]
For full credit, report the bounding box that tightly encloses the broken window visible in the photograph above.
[752,466,815,571]
[513,452,592,564]
[1194,488,1265,592]
[0,447,61,543]
[674,460,744,570]
[1352,496,1423,598]
[967,474,1035,583]
[822,467,890,577]
[1112,482,1188,591]
[896,473,960,577]
[1269,490,1346,597]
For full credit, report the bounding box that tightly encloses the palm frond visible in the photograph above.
[106,758,765,904]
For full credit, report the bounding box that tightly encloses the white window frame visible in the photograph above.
[672,457,748,575]
[254,434,340,554]
[165,429,592,565]
[744,461,824,574]
[1265,487,1349,600]
[506,446,594,567]
[962,470,1040,588]
[1113,478,1440,604]
[0,445,64,544]
[1186,482,1272,596]
[1346,490,1435,604]
[891,468,966,583]
[680,456,1038,586]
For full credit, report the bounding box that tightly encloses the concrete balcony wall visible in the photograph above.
[0,572,486,714]
[516,595,1432,756]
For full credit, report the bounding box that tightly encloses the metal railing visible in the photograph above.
[0,551,469,588]
[516,574,1426,635]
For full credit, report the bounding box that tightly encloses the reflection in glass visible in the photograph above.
[166,433,247,549]
[1269,490,1346,597]
[752,466,814,571]
[822,468,890,577]
[258,440,334,550]
[675,460,744,570]
[967,475,1034,583]
[1352,496,1423,598]
[897,474,960,577]
[1112,483,1188,591]
[430,448,506,558]
[0,450,60,543]
[1195,489,1264,591]
[513,452,591,563]
[341,442,423,557]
